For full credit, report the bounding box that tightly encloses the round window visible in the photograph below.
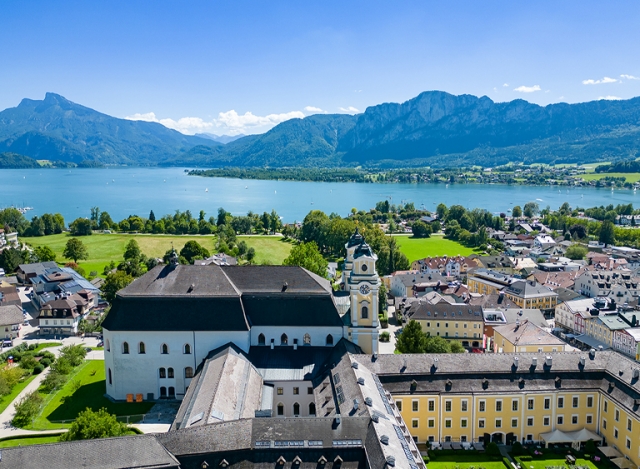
[362,264,368,272]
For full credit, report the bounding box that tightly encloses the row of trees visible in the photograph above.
[395,320,466,354]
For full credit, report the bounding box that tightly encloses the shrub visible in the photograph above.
[59,344,87,367]
[51,356,73,375]
[41,371,67,393]
[486,442,500,457]
[33,363,45,374]
[379,331,390,342]
[39,357,52,367]
[380,318,389,328]
[503,457,512,469]
[12,391,43,427]
[512,441,524,456]
[28,344,37,351]
[19,355,39,370]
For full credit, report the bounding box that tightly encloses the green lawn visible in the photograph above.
[32,343,62,353]
[428,454,507,469]
[30,360,154,430]
[581,172,640,182]
[22,233,293,276]
[515,457,601,469]
[0,434,64,448]
[394,234,480,262]
[0,373,38,415]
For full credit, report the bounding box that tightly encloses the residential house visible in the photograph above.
[483,308,549,341]
[573,268,640,304]
[0,304,23,339]
[493,320,566,353]
[613,326,640,360]
[534,235,556,251]
[615,215,640,225]
[503,279,558,314]
[0,229,18,250]
[467,269,515,295]
[0,283,21,308]
[410,255,479,278]
[38,293,91,336]
[16,261,58,284]
[471,255,516,274]
[30,266,100,309]
[512,257,537,275]
[530,269,582,291]
[555,298,606,335]
[389,271,449,298]
[403,302,484,350]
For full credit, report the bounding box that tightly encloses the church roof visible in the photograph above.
[103,264,342,332]
[347,228,364,248]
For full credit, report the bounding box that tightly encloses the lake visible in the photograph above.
[0,167,637,222]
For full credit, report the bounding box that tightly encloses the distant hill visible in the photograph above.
[2,91,640,167]
[0,93,213,165]
[0,152,40,168]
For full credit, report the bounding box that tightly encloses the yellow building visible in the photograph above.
[367,350,640,464]
[503,279,558,312]
[467,270,511,295]
[404,302,484,350]
[493,320,566,353]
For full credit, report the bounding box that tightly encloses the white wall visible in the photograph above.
[250,326,343,347]
[103,328,250,401]
[271,380,316,417]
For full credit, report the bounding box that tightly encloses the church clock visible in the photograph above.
[359,284,370,295]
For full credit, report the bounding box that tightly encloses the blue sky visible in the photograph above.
[2,0,640,135]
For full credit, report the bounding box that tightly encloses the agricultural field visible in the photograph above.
[22,233,293,276]
[394,234,480,262]
[580,172,640,183]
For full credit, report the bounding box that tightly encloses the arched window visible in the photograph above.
[168,387,175,398]
[185,367,194,379]
[309,402,316,415]
[159,367,166,378]
[183,344,191,354]
[293,403,300,416]
[258,333,266,346]
[139,342,146,354]
[168,367,174,379]
[105,339,110,352]
[303,333,311,345]
[160,387,167,397]
[122,342,129,354]
[281,334,288,345]
[108,368,112,385]
[161,343,169,354]
[277,403,284,416]
[326,334,334,346]
[361,306,369,319]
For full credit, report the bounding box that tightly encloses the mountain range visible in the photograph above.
[1,91,640,168]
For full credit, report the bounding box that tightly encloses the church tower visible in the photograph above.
[343,229,380,354]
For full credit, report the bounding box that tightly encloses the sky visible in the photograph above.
[1,0,640,136]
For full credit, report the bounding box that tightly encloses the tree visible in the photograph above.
[63,238,89,263]
[395,320,427,354]
[123,239,142,261]
[12,391,43,427]
[283,242,328,278]
[565,244,588,260]
[246,247,256,264]
[599,220,615,247]
[485,442,500,457]
[179,240,210,263]
[148,210,156,222]
[449,341,466,353]
[98,211,114,230]
[523,202,539,218]
[569,224,587,239]
[411,221,431,238]
[378,284,388,314]
[60,407,129,441]
[0,247,25,273]
[424,336,452,353]
[512,206,522,218]
[69,218,93,236]
[102,271,134,304]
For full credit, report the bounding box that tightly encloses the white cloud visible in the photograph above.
[502,83,509,87]
[125,108,305,136]
[304,106,324,113]
[513,85,541,93]
[582,76,618,85]
[493,87,498,92]
[339,106,360,114]
[621,74,640,80]
[598,95,622,100]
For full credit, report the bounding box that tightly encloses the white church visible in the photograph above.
[102,229,380,402]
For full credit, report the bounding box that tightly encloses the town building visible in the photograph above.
[492,320,566,353]
[410,255,478,277]
[573,268,640,304]
[15,261,58,284]
[0,304,23,339]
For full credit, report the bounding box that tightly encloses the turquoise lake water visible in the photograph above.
[0,167,636,222]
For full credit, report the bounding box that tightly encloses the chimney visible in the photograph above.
[380,435,390,445]
[281,282,288,292]
[589,348,596,358]
[633,369,640,380]
[532,357,538,367]
[545,356,553,367]
[580,356,586,366]
[386,456,396,467]
[353,399,359,411]
[513,357,519,368]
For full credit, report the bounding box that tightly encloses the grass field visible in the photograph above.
[0,434,64,448]
[394,234,480,262]
[514,457,601,469]
[428,454,507,469]
[22,233,293,276]
[0,374,38,415]
[581,172,640,183]
[30,360,154,430]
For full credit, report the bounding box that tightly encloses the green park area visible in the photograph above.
[30,360,154,430]
[514,456,602,469]
[0,434,64,448]
[580,172,640,183]
[427,453,506,469]
[395,234,480,262]
[22,233,293,276]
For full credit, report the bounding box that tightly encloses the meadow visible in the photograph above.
[580,172,640,183]
[394,234,479,262]
[22,233,293,275]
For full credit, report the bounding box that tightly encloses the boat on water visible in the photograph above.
[205,188,209,192]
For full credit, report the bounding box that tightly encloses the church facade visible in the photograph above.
[102,230,380,401]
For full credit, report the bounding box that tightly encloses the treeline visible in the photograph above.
[190,167,371,182]
[595,160,640,174]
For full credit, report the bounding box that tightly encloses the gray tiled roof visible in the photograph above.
[0,304,23,326]
[0,435,179,469]
[405,302,484,322]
